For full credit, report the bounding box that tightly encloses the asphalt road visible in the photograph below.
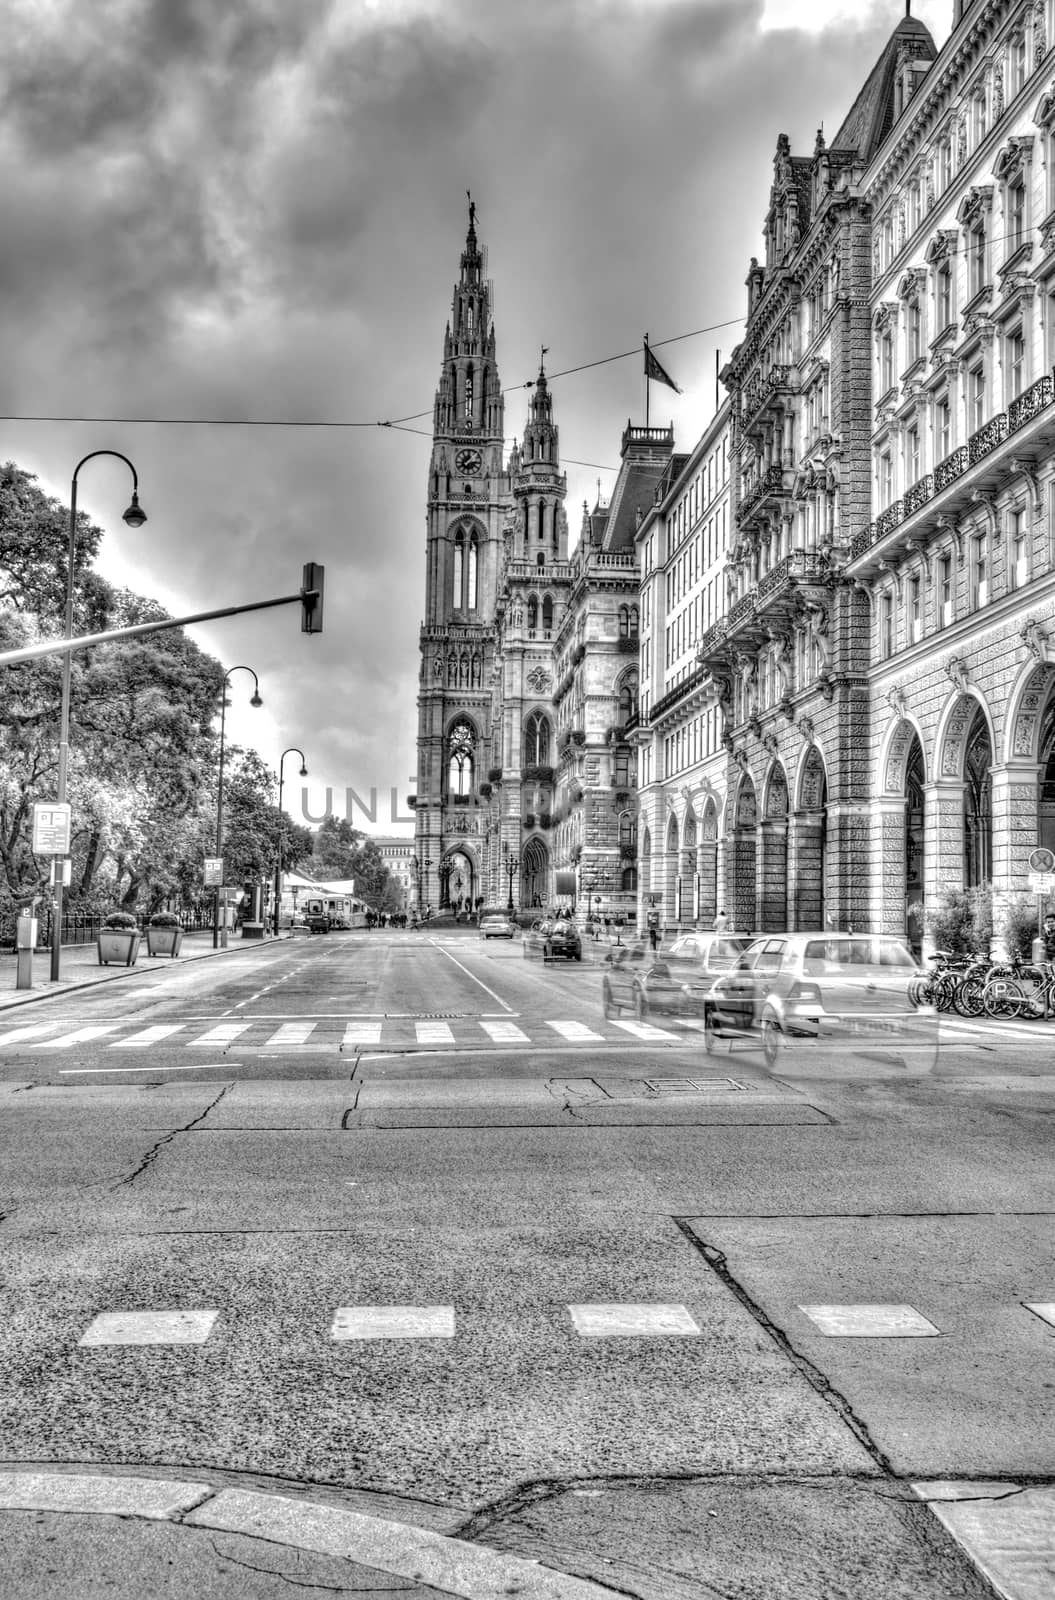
[1,926,1053,1598]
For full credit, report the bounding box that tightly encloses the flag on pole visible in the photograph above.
[644,338,682,394]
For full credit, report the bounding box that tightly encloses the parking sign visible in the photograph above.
[32,803,71,854]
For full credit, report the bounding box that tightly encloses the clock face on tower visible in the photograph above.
[455,448,482,474]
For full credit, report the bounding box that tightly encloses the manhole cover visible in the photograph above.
[636,1077,754,1096]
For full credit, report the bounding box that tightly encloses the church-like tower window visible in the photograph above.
[527,595,538,634]
[467,532,478,609]
[538,499,546,540]
[524,712,551,765]
[464,367,474,423]
[542,594,553,634]
[453,530,464,610]
[466,300,474,335]
[618,671,639,726]
[448,720,476,797]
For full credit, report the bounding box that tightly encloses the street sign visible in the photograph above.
[203,857,223,886]
[1028,873,1055,894]
[1029,846,1055,874]
[49,859,71,887]
[32,802,71,854]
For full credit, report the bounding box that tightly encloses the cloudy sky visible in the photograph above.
[0,0,950,837]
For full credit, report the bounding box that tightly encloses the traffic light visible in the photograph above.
[301,562,324,634]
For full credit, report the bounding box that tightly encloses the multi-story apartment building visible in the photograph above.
[634,403,732,930]
[372,836,416,912]
[549,425,673,925]
[847,0,1055,948]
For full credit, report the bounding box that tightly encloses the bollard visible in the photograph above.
[15,912,37,990]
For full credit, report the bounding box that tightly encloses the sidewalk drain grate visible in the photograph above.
[637,1077,755,1096]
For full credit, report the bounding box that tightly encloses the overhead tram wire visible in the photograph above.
[0,313,746,433]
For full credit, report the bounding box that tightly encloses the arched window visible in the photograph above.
[524,712,551,766]
[467,532,478,609]
[619,605,631,638]
[542,594,553,633]
[618,812,637,849]
[964,707,992,887]
[536,552,545,569]
[452,530,464,609]
[618,671,639,726]
[527,595,538,633]
[464,367,474,422]
[538,500,546,541]
[628,604,639,637]
[466,300,474,335]
[621,865,638,892]
[448,721,476,797]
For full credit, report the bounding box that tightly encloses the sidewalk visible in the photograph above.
[0,928,289,1012]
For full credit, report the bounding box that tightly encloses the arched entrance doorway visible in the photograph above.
[794,747,827,929]
[964,706,992,888]
[442,848,476,912]
[731,775,757,933]
[761,764,789,932]
[681,811,697,925]
[664,814,680,926]
[522,836,548,909]
[700,800,719,924]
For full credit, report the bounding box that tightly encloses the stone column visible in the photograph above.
[923,778,966,932]
[990,761,1041,897]
[826,801,873,931]
[729,827,757,934]
[875,797,908,938]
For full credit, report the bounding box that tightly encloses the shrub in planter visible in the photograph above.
[924,886,992,957]
[487,767,503,784]
[146,911,183,958]
[98,910,142,967]
[1002,894,1041,961]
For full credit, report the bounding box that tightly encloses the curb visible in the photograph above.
[0,938,285,1013]
[0,1470,621,1600]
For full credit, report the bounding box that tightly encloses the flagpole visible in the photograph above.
[644,334,650,430]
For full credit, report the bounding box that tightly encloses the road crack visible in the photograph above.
[112,1083,233,1189]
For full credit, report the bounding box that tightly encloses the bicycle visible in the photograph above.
[982,959,1055,1020]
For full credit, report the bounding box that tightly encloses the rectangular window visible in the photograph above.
[1007,325,1025,400]
[936,262,952,332]
[1009,180,1026,254]
[881,592,894,658]
[879,451,894,508]
[905,422,920,485]
[939,136,952,192]
[909,575,922,643]
[1010,505,1029,588]
[972,533,988,610]
[908,300,922,363]
[969,221,987,297]
[880,329,894,393]
[936,392,952,459]
[939,553,953,627]
[1013,31,1027,94]
[968,363,985,434]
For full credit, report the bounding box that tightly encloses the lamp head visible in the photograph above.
[122,493,147,529]
[299,764,308,777]
[250,690,263,708]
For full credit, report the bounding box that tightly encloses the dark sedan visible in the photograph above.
[527,919,583,961]
[602,933,751,1021]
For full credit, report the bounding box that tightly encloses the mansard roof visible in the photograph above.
[831,15,937,161]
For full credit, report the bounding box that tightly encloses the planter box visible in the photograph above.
[241,922,265,939]
[97,930,142,967]
[146,927,183,958]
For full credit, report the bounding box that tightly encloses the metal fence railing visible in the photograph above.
[0,909,216,950]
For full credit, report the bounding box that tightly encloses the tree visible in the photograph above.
[312,815,363,879]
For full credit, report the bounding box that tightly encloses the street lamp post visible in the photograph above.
[52,452,147,982]
[504,845,517,914]
[213,666,262,949]
[273,747,307,937]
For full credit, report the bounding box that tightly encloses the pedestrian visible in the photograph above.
[647,905,660,953]
[1043,912,1055,965]
[712,907,728,934]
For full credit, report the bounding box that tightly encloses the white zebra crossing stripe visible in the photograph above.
[34,1026,120,1049]
[479,1020,530,1042]
[0,1022,63,1046]
[79,1310,218,1346]
[264,1022,317,1045]
[342,1022,383,1046]
[188,1023,251,1047]
[546,1021,604,1042]
[415,1021,454,1044]
[331,1306,455,1340]
[610,1019,681,1041]
[113,1025,185,1048]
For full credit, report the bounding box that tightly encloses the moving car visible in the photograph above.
[704,932,935,1066]
[602,932,751,1021]
[527,919,582,961]
[479,913,517,939]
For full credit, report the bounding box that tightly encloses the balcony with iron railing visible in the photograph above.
[739,365,795,433]
[848,371,1055,571]
[736,463,787,526]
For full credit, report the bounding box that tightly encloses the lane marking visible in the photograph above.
[342,1022,383,1046]
[610,1019,682,1041]
[188,1023,251,1047]
[112,1025,186,1048]
[33,1026,120,1049]
[79,1310,218,1346]
[264,1022,318,1045]
[479,1020,530,1042]
[59,1063,234,1075]
[546,1020,604,1042]
[415,1021,455,1044]
[430,940,517,1013]
[0,1022,64,1046]
[331,1306,455,1340]
[798,1303,942,1337]
[569,1303,701,1337]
